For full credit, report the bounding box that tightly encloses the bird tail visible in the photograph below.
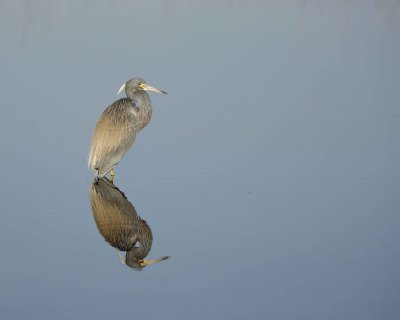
[88,148,106,176]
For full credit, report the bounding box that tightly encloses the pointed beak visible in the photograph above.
[139,83,168,95]
[140,256,170,266]
[117,83,126,96]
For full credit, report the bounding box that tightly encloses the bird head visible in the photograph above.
[117,77,167,96]
[118,251,170,271]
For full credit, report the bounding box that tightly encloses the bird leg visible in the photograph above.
[110,168,115,183]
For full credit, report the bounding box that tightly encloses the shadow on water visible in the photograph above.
[88,177,170,270]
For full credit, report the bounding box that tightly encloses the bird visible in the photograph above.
[89,177,170,270]
[88,77,167,181]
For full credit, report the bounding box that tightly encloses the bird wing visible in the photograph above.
[88,99,140,175]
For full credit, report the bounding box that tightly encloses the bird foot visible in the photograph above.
[110,168,115,183]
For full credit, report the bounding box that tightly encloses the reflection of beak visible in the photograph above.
[139,83,168,95]
[140,256,170,267]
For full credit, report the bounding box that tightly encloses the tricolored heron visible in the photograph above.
[88,77,167,181]
[89,177,170,270]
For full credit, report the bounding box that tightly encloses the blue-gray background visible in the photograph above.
[0,0,399,319]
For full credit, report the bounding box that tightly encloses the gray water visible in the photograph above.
[1,1,399,319]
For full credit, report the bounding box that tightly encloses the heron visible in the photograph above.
[88,77,167,181]
[89,177,170,270]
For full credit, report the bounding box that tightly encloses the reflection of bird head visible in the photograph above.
[118,251,170,271]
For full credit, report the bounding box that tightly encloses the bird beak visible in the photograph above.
[117,83,126,96]
[139,256,170,267]
[139,83,168,94]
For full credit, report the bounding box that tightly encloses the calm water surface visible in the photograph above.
[0,1,399,319]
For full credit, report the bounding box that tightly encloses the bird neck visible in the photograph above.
[129,91,153,130]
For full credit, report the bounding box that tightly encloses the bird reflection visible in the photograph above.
[89,177,169,270]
